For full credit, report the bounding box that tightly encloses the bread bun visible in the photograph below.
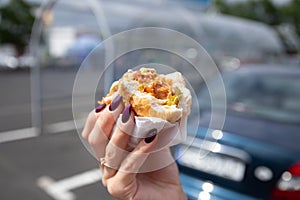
[99,68,192,123]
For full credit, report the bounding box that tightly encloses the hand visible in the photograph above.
[82,95,187,200]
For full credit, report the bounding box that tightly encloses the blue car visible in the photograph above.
[175,65,300,200]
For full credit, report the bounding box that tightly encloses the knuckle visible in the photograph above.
[96,117,113,136]
[101,177,107,188]
[87,131,98,147]
[121,158,136,172]
[123,162,133,172]
[107,179,134,199]
[106,145,115,160]
[107,182,123,198]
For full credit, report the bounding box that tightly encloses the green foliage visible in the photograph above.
[214,0,280,25]
[280,0,300,36]
[214,0,300,36]
[0,0,35,55]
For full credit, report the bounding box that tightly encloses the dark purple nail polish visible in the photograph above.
[122,104,132,123]
[109,95,122,111]
[145,134,156,144]
[95,104,106,113]
[144,128,157,144]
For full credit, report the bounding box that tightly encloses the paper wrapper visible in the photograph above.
[127,116,187,150]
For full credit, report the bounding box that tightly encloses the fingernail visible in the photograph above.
[95,104,106,113]
[109,95,122,111]
[144,129,157,144]
[122,104,132,123]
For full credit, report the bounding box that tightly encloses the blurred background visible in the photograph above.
[0,0,299,199]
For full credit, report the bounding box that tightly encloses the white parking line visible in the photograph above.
[0,127,38,143]
[45,119,86,134]
[0,119,86,144]
[37,169,102,200]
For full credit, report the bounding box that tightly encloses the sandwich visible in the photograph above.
[99,68,192,123]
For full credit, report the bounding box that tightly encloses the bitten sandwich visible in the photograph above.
[99,68,192,123]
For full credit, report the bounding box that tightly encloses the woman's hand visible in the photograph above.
[82,95,187,200]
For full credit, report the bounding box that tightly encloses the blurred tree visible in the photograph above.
[280,0,300,36]
[0,0,35,56]
[213,0,300,53]
[214,0,280,25]
[214,0,300,33]
[260,0,280,25]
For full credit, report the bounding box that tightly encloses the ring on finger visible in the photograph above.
[99,156,120,169]
[100,157,107,166]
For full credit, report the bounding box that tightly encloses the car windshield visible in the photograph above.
[199,71,300,123]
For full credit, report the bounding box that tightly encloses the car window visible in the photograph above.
[199,72,300,123]
[197,14,283,64]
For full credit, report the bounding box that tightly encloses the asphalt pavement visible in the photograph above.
[0,131,114,200]
[0,69,99,132]
[0,69,115,200]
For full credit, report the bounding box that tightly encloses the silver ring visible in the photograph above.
[100,157,106,166]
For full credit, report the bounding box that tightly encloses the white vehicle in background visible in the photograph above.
[195,13,284,70]
[40,0,285,72]
[0,45,18,70]
[0,45,34,70]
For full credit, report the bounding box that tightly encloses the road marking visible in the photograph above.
[45,118,86,134]
[0,118,86,144]
[0,127,38,143]
[37,169,102,200]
